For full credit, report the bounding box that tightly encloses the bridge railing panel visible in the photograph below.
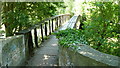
[15,14,70,57]
[0,14,70,66]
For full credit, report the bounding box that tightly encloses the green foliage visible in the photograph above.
[54,29,88,50]
[82,2,120,57]
[2,2,65,37]
[64,0,74,15]
[0,30,5,34]
[44,36,49,40]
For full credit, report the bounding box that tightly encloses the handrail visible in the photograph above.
[15,14,70,34]
[0,14,71,66]
[60,15,80,30]
[14,14,70,51]
[67,15,80,29]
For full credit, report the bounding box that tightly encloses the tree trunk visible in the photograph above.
[3,2,15,37]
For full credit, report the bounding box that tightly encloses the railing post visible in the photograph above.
[59,16,61,26]
[28,31,34,55]
[45,22,47,36]
[41,24,44,42]
[64,15,65,23]
[34,28,39,48]
[74,20,77,29]
[52,19,54,32]
[60,16,64,25]
[55,18,57,29]
[62,16,64,24]
[61,16,62,26]
[65,16,67,22]
[49,20,51,35]
[57,17,59,28]
[63,15,65,23]
[57,17,59,27]
[63,16,65,23]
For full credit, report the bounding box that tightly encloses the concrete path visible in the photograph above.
[25,21,69,66]
[26,35,59,66]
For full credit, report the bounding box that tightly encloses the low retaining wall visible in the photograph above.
[59,44,120,66]
[0,40,2,67]
[0,35,26,66]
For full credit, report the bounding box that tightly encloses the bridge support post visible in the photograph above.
[62,16,63,25]
[45,22,47,36]
[41,24,44,42]
[49,20,51,35]
[59,16,61,26]
[28,31,34,55]
[56,17,58,28]
[62,16,64,24]
[55,18,57,29]
[34,28,39,48]
[52,19,54,32]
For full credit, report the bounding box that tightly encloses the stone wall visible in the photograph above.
[0,35,26,66]
[59,44,120,67]
[0,39,2,67]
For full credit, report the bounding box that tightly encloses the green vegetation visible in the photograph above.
[55,28,119,57]
[1,1,119,57]
[0,30,5,34]
[54,29,88,50]
[82,2,120,57]
[1,2,65,37]
[55,2,120,57]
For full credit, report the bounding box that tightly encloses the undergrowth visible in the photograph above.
[54,28,120,57]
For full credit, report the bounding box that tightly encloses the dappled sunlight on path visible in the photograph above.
[26,35,58,66]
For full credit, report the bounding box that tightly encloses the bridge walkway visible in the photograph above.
[25,21,68,66]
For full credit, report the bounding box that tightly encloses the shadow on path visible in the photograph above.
[26,35,58,66]
[25,20,69,66]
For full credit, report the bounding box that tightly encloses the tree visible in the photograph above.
[2,2,64,37]
[82,2,120,56]
[64,0,74,15]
